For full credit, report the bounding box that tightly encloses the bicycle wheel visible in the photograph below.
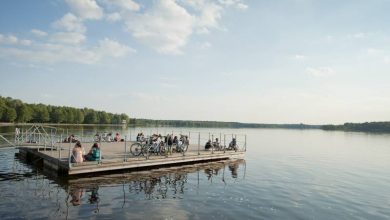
[181,143,188,152]
[130,143,142,156]
[159,144,168,156]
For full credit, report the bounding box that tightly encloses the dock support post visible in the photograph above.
[198,132,200,155]
[124,135,127,162]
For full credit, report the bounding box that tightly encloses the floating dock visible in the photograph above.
[18,141,245,175]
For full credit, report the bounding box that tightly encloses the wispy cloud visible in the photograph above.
[64,0,104,20]
[291,54,306,61]
[31,29,48,37]
[305,67,335,77]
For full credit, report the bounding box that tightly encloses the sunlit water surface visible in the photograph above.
[0,127,389,219]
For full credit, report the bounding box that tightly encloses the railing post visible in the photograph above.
[235,134,237,152]
[99,139,102,164]
[244,134,247,152]
[198,132,200,155]
[124,135,127,162]
[68,141,72,168]
[211,134,214,154]
[59,134,62,159]
[224,134,226,153]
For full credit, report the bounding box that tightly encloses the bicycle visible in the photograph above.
[130,136,168,157]
[175,135,189,153]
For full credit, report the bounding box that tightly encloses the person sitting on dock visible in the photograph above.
[213,138,220,149]
[64,134,77,143]
[205,140,212,150]
[228,138,237,150]
[71,141,84,163]
[85,143,101,161]
[114,133,124,142]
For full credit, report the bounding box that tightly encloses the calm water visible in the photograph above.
[1,127,390,219]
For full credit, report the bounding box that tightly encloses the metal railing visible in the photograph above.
[3,126,248,169]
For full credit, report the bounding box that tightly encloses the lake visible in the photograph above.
[0,127,389,219]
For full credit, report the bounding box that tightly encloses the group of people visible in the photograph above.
[205,138,238,150]
[71,141,101,163]
[64,134,78,143]
[94,132,123,142]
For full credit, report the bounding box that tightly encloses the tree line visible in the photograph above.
[0,96,129,124]
[322,122,390,132]
[130,118,321,129]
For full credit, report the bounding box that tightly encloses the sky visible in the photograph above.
[0,0,390,124]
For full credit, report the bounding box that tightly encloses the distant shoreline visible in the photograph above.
[2,122,390,133]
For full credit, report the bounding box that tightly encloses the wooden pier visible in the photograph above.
[17,141,245,175]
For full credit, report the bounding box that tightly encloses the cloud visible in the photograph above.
[50,32,86,44]
[98,38,135,57]
[0,35,134,64]
[0,34,33,46]
[123,0,248,54]
[31,29,48,37]
[106,12,121,22]
[20,39,32,46]
[349,32,366,39]
[292,54,306,61]
[125,0,194,54]
[105,0,140,11]
[218,0,248,10]
[52,13,86,33]
[199,41,212,49]
[306,67,335,77]
[65,0,104,20]
[0,34,19,44]
[384,56,390,64]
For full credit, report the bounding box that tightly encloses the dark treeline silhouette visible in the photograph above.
[322,122,390,132]
[0,96,129,124]
[130,118,321,129]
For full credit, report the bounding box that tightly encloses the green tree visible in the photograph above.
[32,105,50,122]
[0,98,5,120]
[120,113,129,124]
[64,108,75,123]
[3,107,17,122]
[99,111,110,124]
[50,108,65,123]
[84,111,98,124]
[16,105,33,122]
[74,110,84,124]
[112,114,122,124]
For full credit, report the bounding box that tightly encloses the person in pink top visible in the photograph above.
[71,141,84,163]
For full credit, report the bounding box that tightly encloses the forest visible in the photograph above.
[5,95,388,132]
[0,96,129,124]
[322,122,390,132]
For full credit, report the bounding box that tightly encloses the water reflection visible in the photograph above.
[63,159,245,206]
